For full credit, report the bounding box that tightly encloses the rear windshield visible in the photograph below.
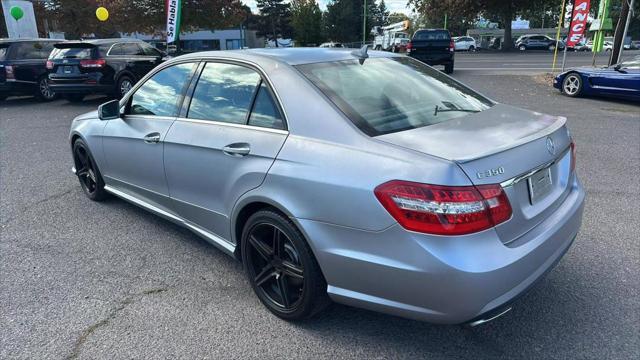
[50,46,94,60]
[296,57,492,136]
[413,30,450,41]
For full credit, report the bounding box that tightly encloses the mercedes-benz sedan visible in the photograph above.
[69,48,584,325]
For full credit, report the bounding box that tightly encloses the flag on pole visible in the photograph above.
[566,0,590,47]
[166,0,182,44]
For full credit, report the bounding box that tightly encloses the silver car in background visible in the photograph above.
[69,48,584,325]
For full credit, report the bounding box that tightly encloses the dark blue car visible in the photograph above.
[553,57,640,101]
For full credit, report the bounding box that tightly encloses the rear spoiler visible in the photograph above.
[54,42,96,49]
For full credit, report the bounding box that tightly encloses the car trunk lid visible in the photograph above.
[376,104,574,244]
[49,43,96,79]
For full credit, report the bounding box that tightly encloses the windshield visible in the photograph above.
[296,57,493,136]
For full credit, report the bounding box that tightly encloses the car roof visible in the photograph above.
[177,47,402,66]
[0,38,60,44]
[59,38,142,45]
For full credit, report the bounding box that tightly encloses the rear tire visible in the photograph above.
[115,76,134,99]
[548,44,556,51]
[562,73,583,97]
[72,139,108,201]
[64,94,85,103]
[444,63,454,74]
[35,76,56,101]
[241,209,330,321]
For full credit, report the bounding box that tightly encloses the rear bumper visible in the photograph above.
[296,176,585,324]
[49,82,112,95]
[408,53,454,66]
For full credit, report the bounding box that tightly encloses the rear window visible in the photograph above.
[296,57,492,136]
[413,30,450,41]
[50,46,94,60]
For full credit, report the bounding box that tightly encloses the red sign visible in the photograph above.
[566,0,591,47]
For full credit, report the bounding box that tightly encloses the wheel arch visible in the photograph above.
[231,196,308,261]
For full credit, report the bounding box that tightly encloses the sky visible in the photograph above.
[244,0,414,16]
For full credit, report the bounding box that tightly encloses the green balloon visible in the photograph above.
[10,6,24,21]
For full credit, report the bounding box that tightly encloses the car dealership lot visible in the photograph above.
[1,68,639,359]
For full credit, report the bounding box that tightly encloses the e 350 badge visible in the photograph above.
[477,166,505,179]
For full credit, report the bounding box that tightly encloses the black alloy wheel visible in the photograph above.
[242,210,330,320]
[73,140,108,201]
[36,76,56,101]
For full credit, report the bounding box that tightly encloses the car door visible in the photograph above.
[592,60,640,98]
[115,43,153,80]
[163,61,288,242]
[101,62,197,210]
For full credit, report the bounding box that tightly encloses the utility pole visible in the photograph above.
[610,0,634,65]
[363,0,367,45]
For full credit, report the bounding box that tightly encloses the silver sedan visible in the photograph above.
[69,48,585,325]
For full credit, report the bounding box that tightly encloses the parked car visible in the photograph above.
[584,40,613,52]
[554,56,640,101]
[515,34,565,51]
[0,39,60,101]
[319,42,343,48]
[453,36,477,51]
[69,48,584,325]
[407,29,455,73]
[47,38,166,102]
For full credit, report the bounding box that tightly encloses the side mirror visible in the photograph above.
[98,100,121,120]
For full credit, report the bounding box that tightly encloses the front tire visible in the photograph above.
[468,45,475,52]
[518,45,527,51]
[562,73,583,97]
[241,209,330,320]
[73,139,108,201]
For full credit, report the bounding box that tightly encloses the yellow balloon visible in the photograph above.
[96,7,109,22]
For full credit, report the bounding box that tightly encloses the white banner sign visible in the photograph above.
[2,0,39,39]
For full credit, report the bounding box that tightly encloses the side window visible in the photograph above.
[248,82,284,130]
[40,42,55,58]
[128,63,194,116]
[109,44,124,55]
[187,62,260,124]
[140,43,161,56]
[14,42,42,59]
[122,43,144,56]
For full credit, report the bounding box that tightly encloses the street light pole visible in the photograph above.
[363,0,367,46]
[617,0,635,63]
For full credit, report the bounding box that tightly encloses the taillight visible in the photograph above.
[406,42,413,53]
[374,180,512,235]
[570,141,576,172]
[5,65,15,80]
[46,60,54,70]
[80,59,106,68]
[449,39,455,52]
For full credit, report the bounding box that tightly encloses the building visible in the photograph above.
[123,29,264,52]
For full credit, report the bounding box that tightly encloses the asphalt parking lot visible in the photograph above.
[1,55,639,359]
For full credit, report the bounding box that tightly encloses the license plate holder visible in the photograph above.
[64,66,73,74]
[527,167,553,204]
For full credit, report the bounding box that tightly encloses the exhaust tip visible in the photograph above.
[467,307,512,327]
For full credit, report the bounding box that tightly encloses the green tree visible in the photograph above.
[291,0,324,46]
[256,0,293,46]
[388,12,410,25]
[324,0,363,43]
[377,0,390,25]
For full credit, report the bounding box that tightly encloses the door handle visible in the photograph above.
[222,143,251,157]
[144,132,161,144]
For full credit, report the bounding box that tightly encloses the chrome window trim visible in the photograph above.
[500,146,571,188]
[174,116,289,135]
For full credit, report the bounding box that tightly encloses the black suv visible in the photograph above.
[515,35,565,51]
[1,39,60,101]
[48,39,166,101]
[406,29,455,73]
